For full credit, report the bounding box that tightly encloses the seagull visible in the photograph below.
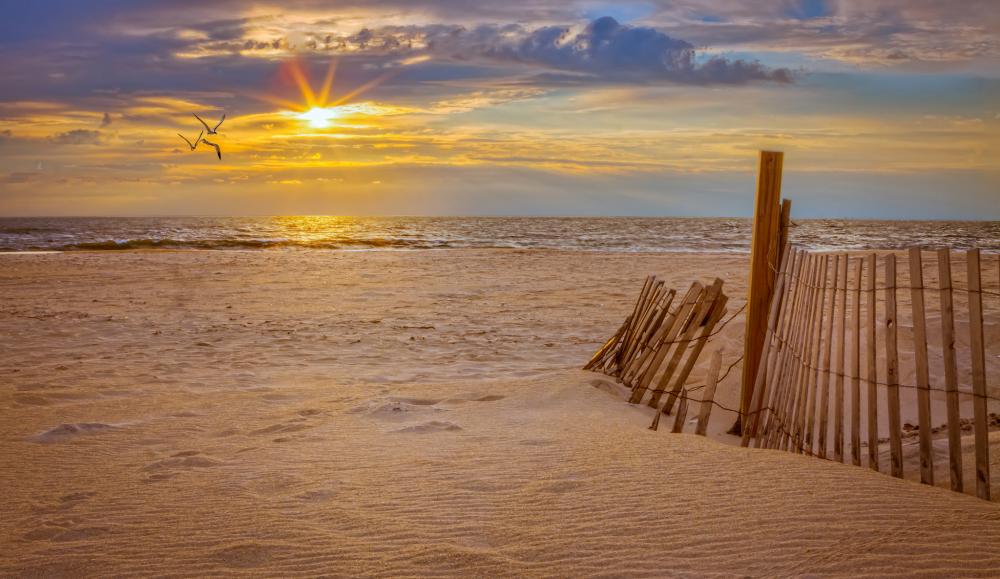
[193,112,225,135]
[177,130,203,151]
[201,138,222,160]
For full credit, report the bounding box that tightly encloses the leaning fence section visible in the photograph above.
[742,246,999,500]
[585,275,730,434]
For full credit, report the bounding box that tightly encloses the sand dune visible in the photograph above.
[1,249,998,577]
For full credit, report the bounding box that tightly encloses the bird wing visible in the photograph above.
[212,114,226,132]
[178,133,194,148]
[202,140,222,160]
[192,113,211,132]
[195,130,204,147]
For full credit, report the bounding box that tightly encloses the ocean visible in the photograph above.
[1,216,998,253]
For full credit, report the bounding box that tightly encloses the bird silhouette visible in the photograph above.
[177,130,203,151]
[201,138,222,160]
[193,113,225,135]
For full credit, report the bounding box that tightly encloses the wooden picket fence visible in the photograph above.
[585,276,730,434]
[742,245,999,500]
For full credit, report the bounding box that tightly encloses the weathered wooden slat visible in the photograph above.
[769,252,812,450]
[628,276,654,336]
[619,281,666,371]
[782,254,818,451]
[803,254,829,455]
[622,296,668,380]
[908,248,934,485]
[769,252,814,448]
[629,283,704,403]
[651,280,724,410]
[585,315,631,371]
[936,249,963,492]
[833,253,848,463]
[865,253,879,472]
[818,254,839,459]
[629,284,698,387]
[967,249,991,500]
[850,257,863,467]
[743,243,792,446]
[621,290,677,384]
[616,276,652,366]
[770,253,806,450]
[671,389,690,434]
[619,281,664,370]
[697,349,724,436]
[792,253,824,453]
[757,249,803,448]
[660,292,729,414]
[884,253,903,478]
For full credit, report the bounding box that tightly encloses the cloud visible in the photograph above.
[50,129,102,145]
[174,17,790,85]
[2,172,40,184]
[420,17,790,84]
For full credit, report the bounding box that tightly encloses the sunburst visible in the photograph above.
[258,58,415,129]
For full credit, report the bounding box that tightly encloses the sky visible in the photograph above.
[0,0,997,218]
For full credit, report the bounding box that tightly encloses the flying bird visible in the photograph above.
[193,112,225,135]
[201,138,222,160]
[177,130,203,151]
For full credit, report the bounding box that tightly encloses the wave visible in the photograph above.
[57,238,456,251]
[0,226,59,234]
[1,237,754,253]
[1,217,997,253]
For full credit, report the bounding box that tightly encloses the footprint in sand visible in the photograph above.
[249,422,311,436]
[519,438,556,447]
[393,420,462,434]
[440,394,506,405]
[357,400,447,420]
[245,472,307,497]
[142,450,223,483]
[296,488,338,502]
[33,422,118,443]
[390,397,441,406]
[31,491,98,515]
[212,543,285,569]
[24,521,111,542]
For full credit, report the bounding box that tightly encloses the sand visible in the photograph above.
[1,249,999,577]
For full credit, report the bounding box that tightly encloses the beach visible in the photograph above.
[2,248,1000,577]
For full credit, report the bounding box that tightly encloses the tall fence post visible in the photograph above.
[739,151,786,433]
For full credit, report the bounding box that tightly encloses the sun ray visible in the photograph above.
[329,69,399,108]
[317,60,338,107]
[286,60,316,108]
[256,55,429,130]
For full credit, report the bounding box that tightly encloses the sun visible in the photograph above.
[260,58,409,130]
[297,106,342,128]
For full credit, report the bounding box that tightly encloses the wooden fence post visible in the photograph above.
[908,248,934,485]
[740,151,785,433]
[697,350,724,436]
[967,249,991,500]
[884,254,903,478]
[865,253,879,472]
[937,249,963,492]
